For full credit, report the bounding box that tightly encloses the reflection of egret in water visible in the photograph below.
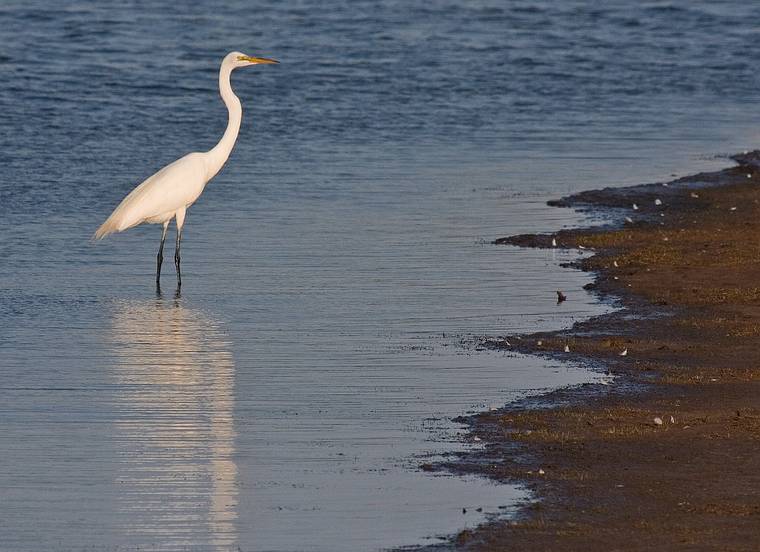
[108,294,237,549]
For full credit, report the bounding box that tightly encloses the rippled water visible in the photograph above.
[2,1,760,551]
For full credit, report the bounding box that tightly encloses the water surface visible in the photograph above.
[2,1,760,550]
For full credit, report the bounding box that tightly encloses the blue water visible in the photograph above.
[2,1,760,551]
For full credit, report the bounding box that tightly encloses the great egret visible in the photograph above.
[94,51,278,287]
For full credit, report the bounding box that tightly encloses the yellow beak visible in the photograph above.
[238,55,279,64]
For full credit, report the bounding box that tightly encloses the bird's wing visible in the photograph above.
[94,153,207,239]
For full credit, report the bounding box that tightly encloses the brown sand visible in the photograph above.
[417,151,760,551]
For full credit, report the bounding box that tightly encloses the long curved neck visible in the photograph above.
[206,64,242,180]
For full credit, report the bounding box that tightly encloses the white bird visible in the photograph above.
[94,51,278,287]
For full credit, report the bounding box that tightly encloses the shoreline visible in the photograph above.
[414,150,760,550]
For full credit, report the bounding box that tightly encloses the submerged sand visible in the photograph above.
[418,151,760,551]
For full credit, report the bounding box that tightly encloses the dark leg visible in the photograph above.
[156,222,169,285]
[173,208,187,289]
[174,228,182,287]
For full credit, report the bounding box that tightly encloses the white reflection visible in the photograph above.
[108,293,237,550]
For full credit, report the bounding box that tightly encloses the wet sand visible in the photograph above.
[417,151,760,550]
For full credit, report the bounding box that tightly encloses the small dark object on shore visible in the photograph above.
[557,291,567,303]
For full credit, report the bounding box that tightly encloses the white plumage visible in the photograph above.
[94,153,206,238]
[94,51,278,285]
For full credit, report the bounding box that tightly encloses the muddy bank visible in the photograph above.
[415,151,760,551]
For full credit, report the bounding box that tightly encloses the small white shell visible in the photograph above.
[655,198,662,206]
[620,348,628,356]
[654,417,663,426]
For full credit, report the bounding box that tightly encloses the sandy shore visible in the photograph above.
[415,151,760,551]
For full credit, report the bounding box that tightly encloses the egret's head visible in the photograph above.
[225,51,279,69]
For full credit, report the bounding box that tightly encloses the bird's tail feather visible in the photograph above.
[93,212,128,240]
[93,195,145,240]
[93,220,116,240]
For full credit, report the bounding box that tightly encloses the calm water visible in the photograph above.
[2,1,760,551]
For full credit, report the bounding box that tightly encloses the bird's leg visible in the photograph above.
[174,208,186,288]
[174,228,182,287]
[156,221,170,286]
